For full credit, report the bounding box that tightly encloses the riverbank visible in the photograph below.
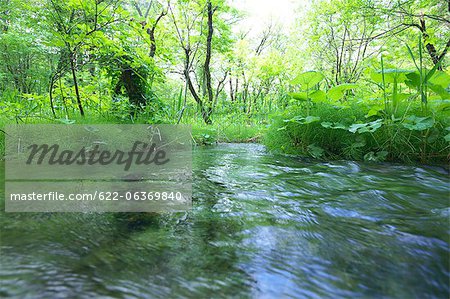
[0,115,266,160]
[1,111,448,166]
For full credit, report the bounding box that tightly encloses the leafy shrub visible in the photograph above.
[265,102,449,163]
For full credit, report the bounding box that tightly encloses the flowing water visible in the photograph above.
[0,144,449,298]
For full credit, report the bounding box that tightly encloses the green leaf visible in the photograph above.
[288,92,308,101]
[402,116,435,131]
[321,122,348,130]
[310,90,327,102]
[429,71,450,88]
[405,71,421,89]
[289,90,326,102]
[327,83,358,100]
[431,100,450,111]
[371,69,412,83]
[321,122,332,128]
[428,84,450,99]
[364,151,388,162]
[304,116,321,124]
[405,69,446,102]
[348,119,383,133]
[348,123,367,133]
[366,105,384,118]
[359,120,383,133]
[424,57,444,83]
[307,144,325,159]
[427,128,440,143]
[286,115,321,124]
[391,93,410,102]
[444,133,450,142]
[291,71,324,89]
[406,42,419,71]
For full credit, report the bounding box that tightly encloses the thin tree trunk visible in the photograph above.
[229,77,235,102]
[148,11,166,58]
[184,49,212,124]
[49,74,57,118]
[69,51,84,116]
[203,1,214,121]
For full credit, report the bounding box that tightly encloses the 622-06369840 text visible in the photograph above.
[9,191,186,202]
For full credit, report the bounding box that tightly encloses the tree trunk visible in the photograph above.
[147,11,166,58]
[184,49,212,124]
[203,1,215,122]
[181,1,215,125]
[114,64,148,115]
[49,74,57,118]
[69,51,84,117]
[419,19,449,70]
[229,77,235,102]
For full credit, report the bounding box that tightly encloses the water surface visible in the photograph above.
[0,144,449,298]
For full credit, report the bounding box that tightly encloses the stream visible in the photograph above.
[0,143,449,298]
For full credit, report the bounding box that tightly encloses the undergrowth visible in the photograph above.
[265,102,449,164]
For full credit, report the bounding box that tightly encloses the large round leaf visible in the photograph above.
[285,115,321,124]
[405,71,421,89]
[371,69,413,83]
[321,122,348,130]
[288,90,327,102]
[402,116,435,131]
[310,90,327,102]
[327,83,359,101]
[348,119,383,133]
[291,71,325,89]
[288,92,308,101]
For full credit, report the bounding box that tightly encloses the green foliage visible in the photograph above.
[266,46,450,163]
[289,71,325,116]
[327,84,358,101]
[402,116,435,131]
[265,101,449,163]
[0,0,449,165]
[291,71,325,88]
[190,113,264,145]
